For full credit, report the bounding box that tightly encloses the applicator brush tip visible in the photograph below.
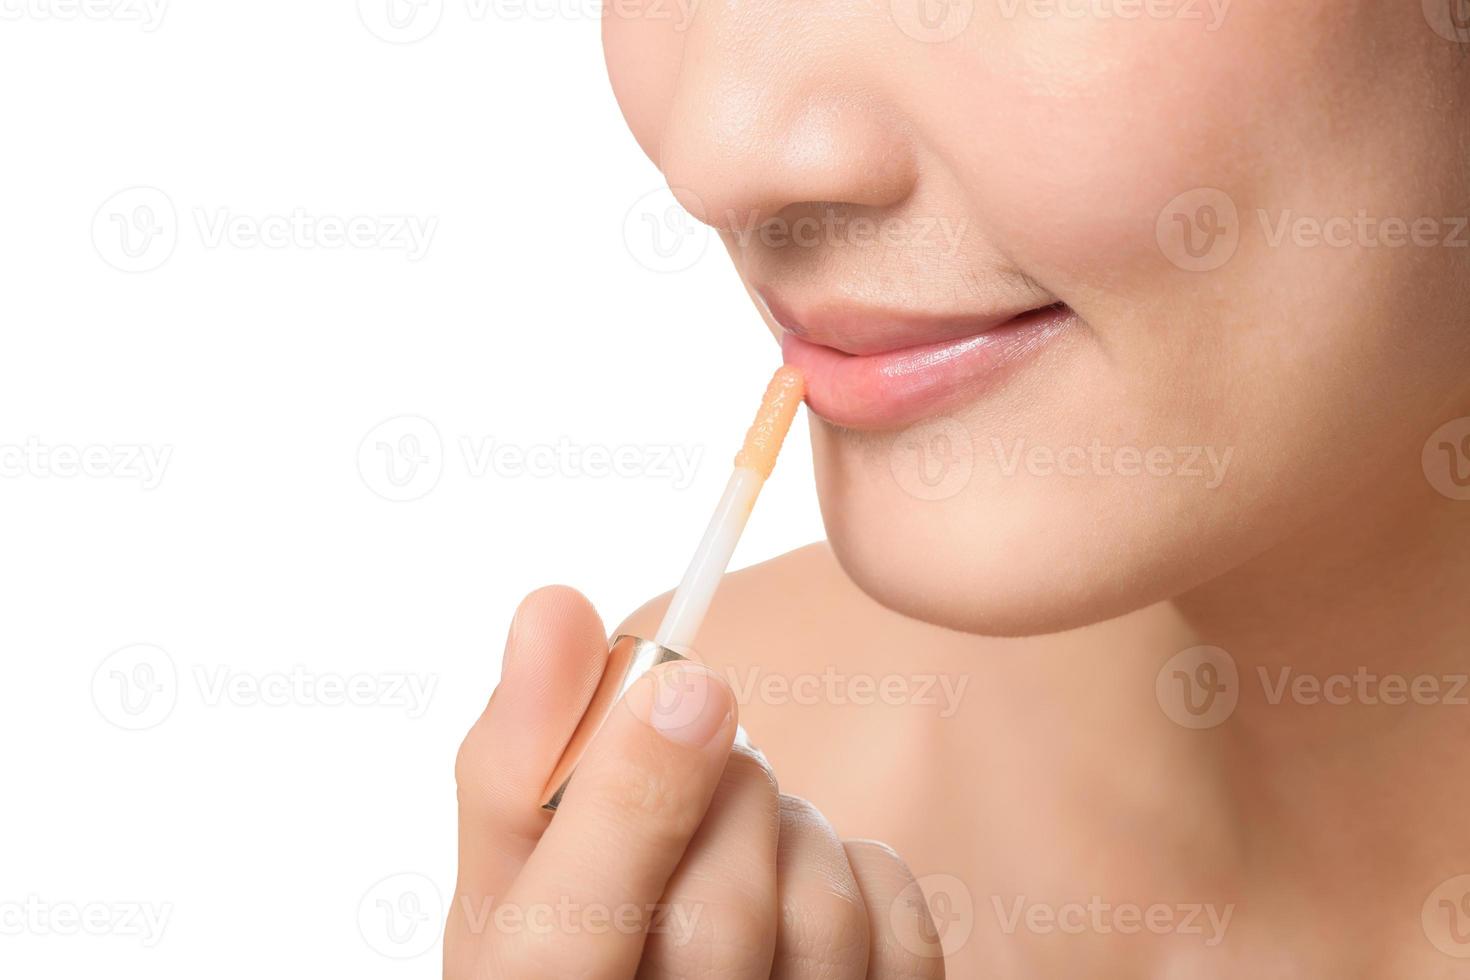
[734,366,805,479]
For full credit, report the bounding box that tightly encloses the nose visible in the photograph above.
[656,11,919,231]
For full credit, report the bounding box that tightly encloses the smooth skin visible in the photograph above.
[450,0,1470,976]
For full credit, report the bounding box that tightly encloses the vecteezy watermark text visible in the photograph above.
[358,0,699,44]
[92,644,438,730]
[358,416,705,503]
[0,0,168,30]
[1258,210,1470,250]
[193,665,437,718]
[992,437,1233,489]
[455,895,703,944]
[722,666,970,718]
[996,0,1230,30]
[459,436,701,488]
[0,896,172,947]
[193,208,436,259]
[1259,666,1470,707]
[0,438,171,489]
[1156,645,1470,730]
[991,895,1234,946]
[725,209,970,259]
[93,187,437,273]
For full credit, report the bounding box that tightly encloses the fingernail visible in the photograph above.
[625,661,733,747]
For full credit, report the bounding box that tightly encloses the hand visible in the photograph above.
[445,585,946,979]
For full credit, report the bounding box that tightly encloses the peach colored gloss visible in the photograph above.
[735,365,805,479]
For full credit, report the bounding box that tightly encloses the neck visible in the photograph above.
[1159,460,1470,901]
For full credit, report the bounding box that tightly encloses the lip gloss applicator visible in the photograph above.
[540,365,806,810]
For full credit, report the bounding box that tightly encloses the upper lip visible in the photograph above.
[756,290,1063,357]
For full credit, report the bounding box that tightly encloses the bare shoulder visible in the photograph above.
[613,541,994,837]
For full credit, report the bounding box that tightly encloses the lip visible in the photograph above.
[765,295,1075,429]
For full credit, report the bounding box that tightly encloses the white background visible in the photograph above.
[0,3,822,974]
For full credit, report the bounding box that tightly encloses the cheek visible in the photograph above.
[919,2,1400,293]
[922,24,1254,289]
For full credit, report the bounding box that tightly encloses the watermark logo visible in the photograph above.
[1156,188,1239,272]
[890,417,974,501]
[359,872,444,958]
[358,418,704,501]
[890,0,974,42]
[92,648,437,725]
[1424,0,1470,43]
[1424,875,1470,957]
[358,416,444,503]
[645,662,718,738]
[623,187,709,274]
[890,873,974,958]
[1155,645,1238,729]
[1423,417,1470,502]
[93,187,436,271]
[91,644,178,731]
[358,0,444,42]
[93,186,177,273]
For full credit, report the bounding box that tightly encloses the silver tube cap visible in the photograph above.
[539,633,689,811]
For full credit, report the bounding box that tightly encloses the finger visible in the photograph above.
[635,744,780,980]
[769,796,869,980]
[492,659,737,980]
[451,587,607,938]
[842,841,946,980]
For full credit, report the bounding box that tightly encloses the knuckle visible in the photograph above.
[488,927,564,980]
[777,793,826,831]
[490,925,621,980]
[778,883,870,975]
[649,890,773,976]
[843,837,905,867]
[453,724,496,804]
[842,842,947,980]
[724,743,778,796]
[872,937,948,980]
[843,839,916,896]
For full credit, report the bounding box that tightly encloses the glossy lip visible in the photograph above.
[763,294,1076,430]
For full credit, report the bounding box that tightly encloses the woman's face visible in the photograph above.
[604,2,1470,635]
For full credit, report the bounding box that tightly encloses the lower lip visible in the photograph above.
[780,305,1075,429]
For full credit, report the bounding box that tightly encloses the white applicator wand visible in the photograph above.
[541,365,806,810]
[654,365,806,651]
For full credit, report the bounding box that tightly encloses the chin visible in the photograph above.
[806,412,1277,639]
